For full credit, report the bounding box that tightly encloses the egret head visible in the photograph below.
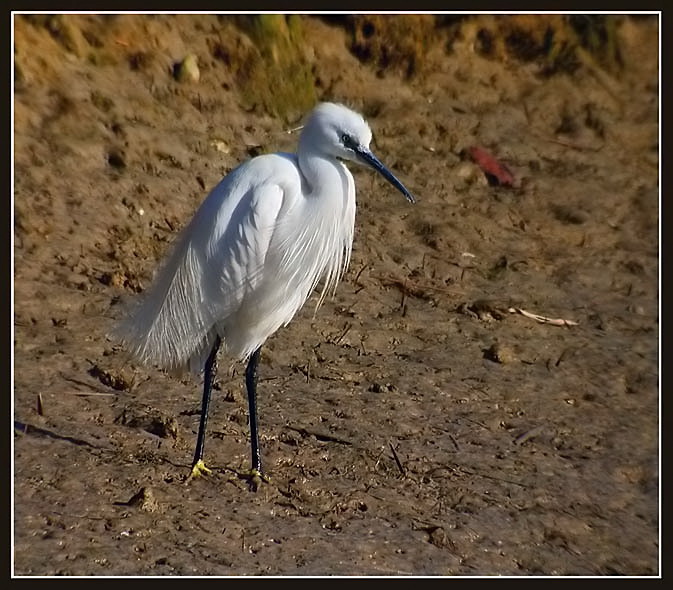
[301,102,416,204]
[301,102,371,159]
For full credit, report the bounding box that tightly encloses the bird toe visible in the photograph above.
[188,459,213,480]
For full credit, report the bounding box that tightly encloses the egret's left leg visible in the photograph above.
[189,335,222,478]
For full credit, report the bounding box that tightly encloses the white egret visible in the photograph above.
[115,102,415,486]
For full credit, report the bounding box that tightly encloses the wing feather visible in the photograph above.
[114,159,284,374]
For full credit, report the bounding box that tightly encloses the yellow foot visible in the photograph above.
[188,459,212,480]
[241,468,270,492]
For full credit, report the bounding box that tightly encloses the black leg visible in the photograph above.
[245,346,264,477]
[191,335,222,476]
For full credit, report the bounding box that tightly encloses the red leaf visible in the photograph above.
[468,146,515,187]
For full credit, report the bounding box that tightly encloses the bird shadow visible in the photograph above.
[14,420,101,449]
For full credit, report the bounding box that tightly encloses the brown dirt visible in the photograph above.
[13,14,659,576]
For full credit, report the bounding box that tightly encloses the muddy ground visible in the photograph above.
[13,14,659,576]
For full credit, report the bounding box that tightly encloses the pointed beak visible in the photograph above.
[354,146,416,204]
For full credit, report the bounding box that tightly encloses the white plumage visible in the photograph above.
[115,102,414,483]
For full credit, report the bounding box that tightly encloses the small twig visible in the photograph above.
[332,322,352,345]
[373,274,455,298]
[514,425,545,446]
[508,307,579,327]
[48,510,112,521]
[65,391,119,397]
[547,137,605,152]
[462,467,528,488]
[353,264,367,286]
[285,124,304,135]
[448,434,460,451]
[389,442,406,477]
[286,426,352,446]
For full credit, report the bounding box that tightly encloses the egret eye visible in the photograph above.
[341,133,354,148]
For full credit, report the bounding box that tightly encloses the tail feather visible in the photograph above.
[111,238,218,375]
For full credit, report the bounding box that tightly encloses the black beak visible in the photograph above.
[355,146,416,204]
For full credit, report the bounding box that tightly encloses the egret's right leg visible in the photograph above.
[190,335,222,478]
